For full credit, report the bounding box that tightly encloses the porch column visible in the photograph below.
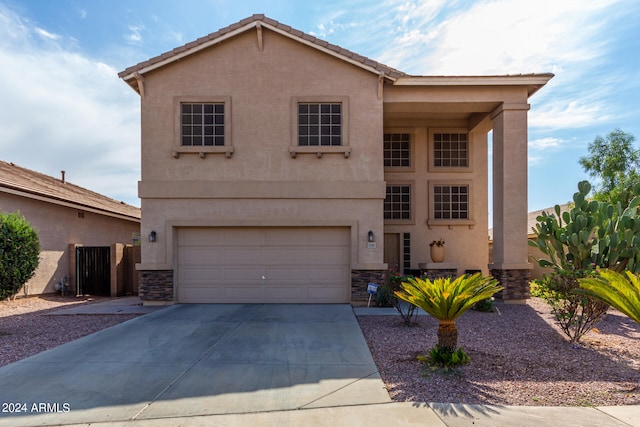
[490,103,532,303]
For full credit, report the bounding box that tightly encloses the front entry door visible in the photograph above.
[384,233,401,273]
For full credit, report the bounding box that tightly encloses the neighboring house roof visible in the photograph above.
[488,203,571,240]
[119,14,553,98]
[526,203,572,237]
[0,160,140,222]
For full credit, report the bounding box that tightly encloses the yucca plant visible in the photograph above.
[577,269,640,324]
[394,273,503,352]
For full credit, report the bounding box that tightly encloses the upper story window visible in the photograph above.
[385,184,411,220]
[433,132,468,168]
[298,103,342,146]
[384,133,410,167]
[181,103,225,147]
[433,184,469,219]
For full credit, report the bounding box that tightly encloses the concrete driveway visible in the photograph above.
[0,304,390,426]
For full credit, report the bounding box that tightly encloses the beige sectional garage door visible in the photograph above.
[177,227,351,303]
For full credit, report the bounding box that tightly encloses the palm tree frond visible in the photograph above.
[394,273,503,322]
[578,269,640,324]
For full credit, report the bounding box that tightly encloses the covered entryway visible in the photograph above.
[177,227,351,303]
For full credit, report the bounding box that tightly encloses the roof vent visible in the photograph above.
[61,170,66,183]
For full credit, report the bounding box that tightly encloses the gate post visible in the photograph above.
[68,243,80,296]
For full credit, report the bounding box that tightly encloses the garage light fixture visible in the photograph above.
[149,230,157,243]
[367,230,375,242]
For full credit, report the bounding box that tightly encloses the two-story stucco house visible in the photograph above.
[119,15,552,305]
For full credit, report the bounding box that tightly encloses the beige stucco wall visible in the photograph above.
[1,193,139,295]
[382,119,491,274]
[138,28,386,271]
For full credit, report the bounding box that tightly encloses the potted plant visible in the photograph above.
[429,238,445,263]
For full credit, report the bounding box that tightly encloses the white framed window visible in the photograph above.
[429,129,472,172]
[428,180,475,228]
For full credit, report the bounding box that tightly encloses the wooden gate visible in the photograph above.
[76,246,111,296]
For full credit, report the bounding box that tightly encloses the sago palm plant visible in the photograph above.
[394,273,502,352]
[577,269,640,324]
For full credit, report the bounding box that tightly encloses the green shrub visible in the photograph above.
[472,297,496,312]
[388,270,419,325]
[534,267,608,344]
[0,211,40,300]
[417,345,470,371]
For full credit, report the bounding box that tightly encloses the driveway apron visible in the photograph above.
[0,304,390,426]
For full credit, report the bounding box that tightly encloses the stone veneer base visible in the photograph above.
[351,269,387,301]
[139,268,398,303]
[490,268,531,302]
[139,270,174,301]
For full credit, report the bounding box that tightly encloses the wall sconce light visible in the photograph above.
[149,230,157,243]
[367,230,375,242]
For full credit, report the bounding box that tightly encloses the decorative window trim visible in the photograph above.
[383,129,415,171]
[172,97,233,158]
[428,128,473,172]
[290,96,350,158]
[384,182,415,225]
[427,180,475,229]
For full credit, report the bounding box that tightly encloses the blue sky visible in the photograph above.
[1,0,639,217]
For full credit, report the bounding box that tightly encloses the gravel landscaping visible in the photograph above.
[357,298,640,406]
[0,296,137,367]
[1,295,638,407]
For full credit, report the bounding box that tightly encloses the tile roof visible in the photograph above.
[118,14,407,86]
[0,160,140,221]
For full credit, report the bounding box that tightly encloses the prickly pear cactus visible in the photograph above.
[530,180,640,273]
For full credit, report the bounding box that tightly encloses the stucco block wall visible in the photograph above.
[1,193,139,295]
[137,28,387,276]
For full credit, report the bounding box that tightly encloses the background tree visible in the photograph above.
[579,129,639,206]
[0,211,40,300]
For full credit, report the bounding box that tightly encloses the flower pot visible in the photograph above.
[430,245,445,263]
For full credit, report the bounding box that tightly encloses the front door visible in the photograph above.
[384,233,401,274]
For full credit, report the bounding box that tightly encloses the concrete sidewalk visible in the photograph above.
[30,402,640,426]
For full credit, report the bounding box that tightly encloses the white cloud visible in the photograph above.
[530,99,614,131]
[0,7,140,205]
[382,0,619,75]
[529,137,562,151]
[34,27,60,41]
[125,24,145,44]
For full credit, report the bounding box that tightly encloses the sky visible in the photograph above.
[0,0,639,216]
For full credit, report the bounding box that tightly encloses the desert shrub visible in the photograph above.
[472,297,496,312]
[388,270,419,325]
[535,266,608,343]
[0,211,40,300]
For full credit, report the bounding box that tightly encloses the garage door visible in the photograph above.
[177,227,351,303]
